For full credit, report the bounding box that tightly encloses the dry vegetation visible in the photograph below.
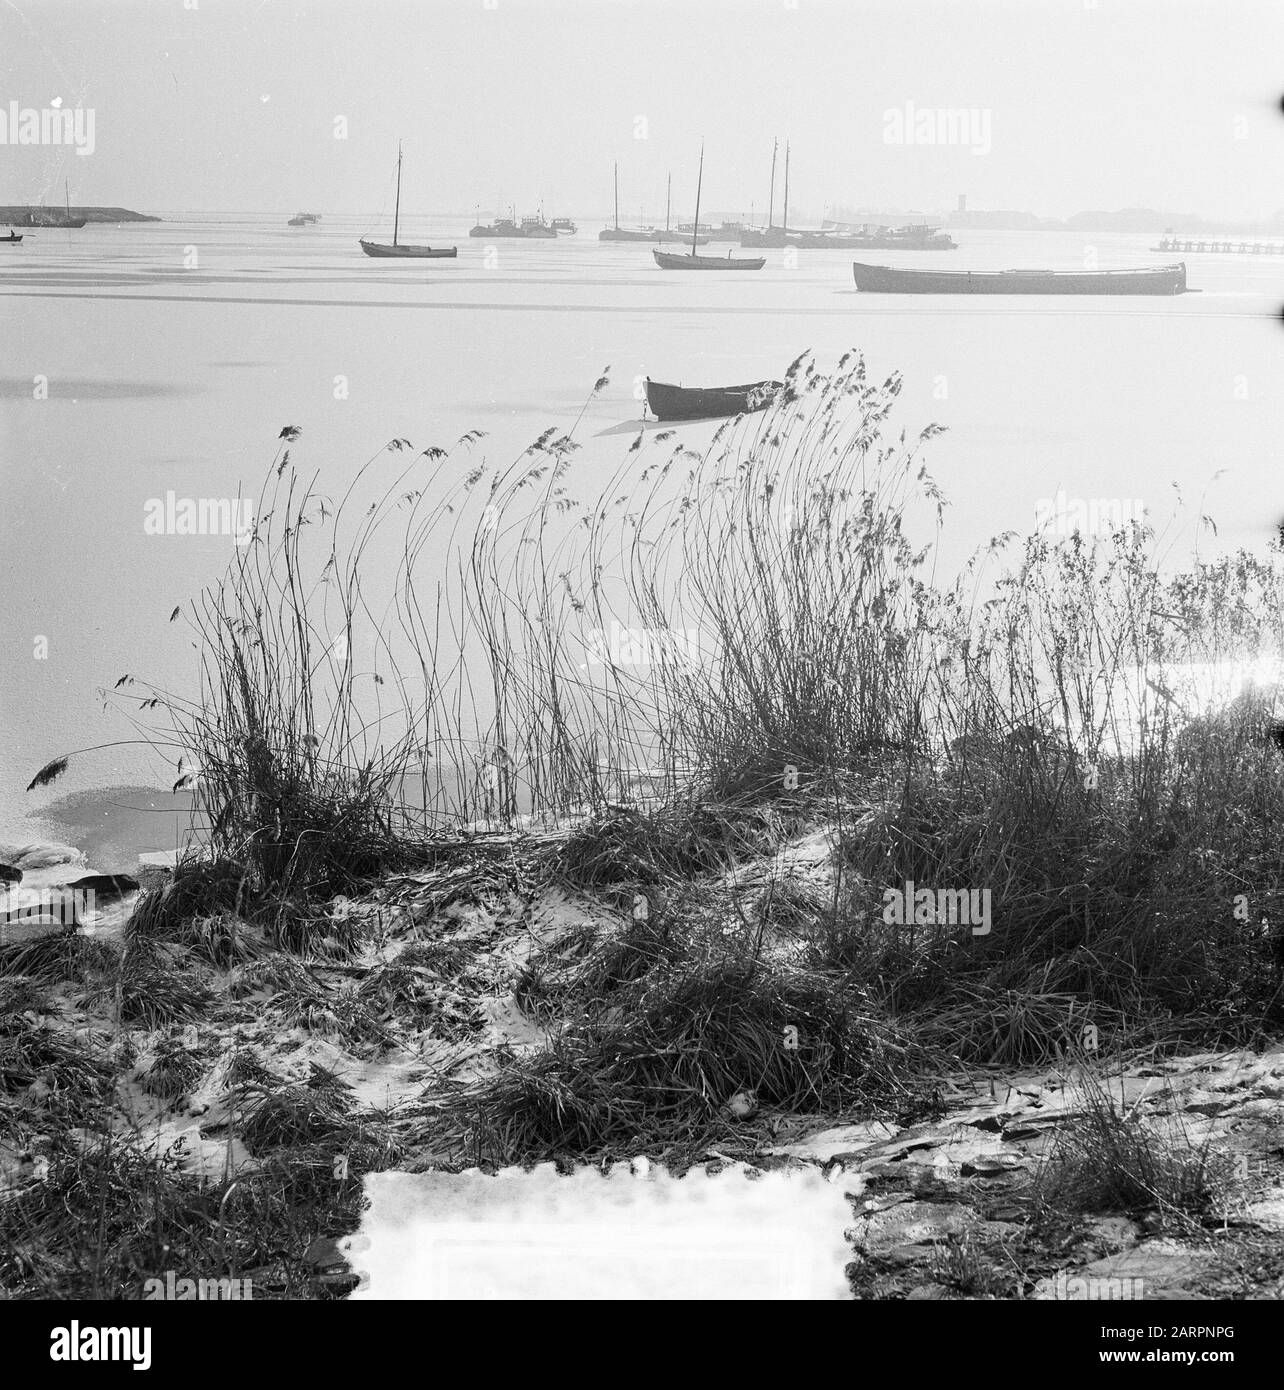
[8,353,1284,1297]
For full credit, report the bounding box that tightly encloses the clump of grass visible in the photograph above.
[927,1232,1011,1298]
[142,1037,206,1104]
[554,801,774,887]
[451,949,913,1164]
[1032,1068,1230,1221]
[117,941,214,1029]
[394,938,475,978]
[0,975,56,1022]
[164,910,266,969]
[514,911,679,1022]
[128,858,253,940]
[0,1123,396,1300]
[0,1023,116,1108]
[0,929,119,988]
[236,1071,356,1155]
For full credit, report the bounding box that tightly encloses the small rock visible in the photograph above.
[961,1153,1028,1177]
[62,873,140,904]
[725,1091,758,1120]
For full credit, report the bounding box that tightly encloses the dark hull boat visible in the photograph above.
[359,239,457,258]
[654,146,765,271]
[360,144,456,259]
[1,231,23,243]
[599,164,708,244]
[654,249,765,270]
[25,180,85,228]
[600,227,705,244]
[469,219,556,238]
[645,377,782,422]
[851,261,1189,295]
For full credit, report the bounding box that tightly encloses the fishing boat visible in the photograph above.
[738,139,789,248]
[1,230,23,243]
[551,217,578,234]
[598,166,701,243]
[645,377,783,422]
[358,144,458,258]
[851,261,1189,295]
[653,147,766,271]
[21,180,85,228]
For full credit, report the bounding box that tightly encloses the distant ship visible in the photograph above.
[288,211,321,226]
[598,165,704,244]
[21,180,86,228]
[551,217,577,234]
[806,222,956,249]
[678,220,748,238]
[358,144,457,258]
[735,139,788,249]
[746,223,956,250]
[470,208,557,238]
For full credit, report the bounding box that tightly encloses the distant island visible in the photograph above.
[0,206,160,224]
[822,202,1284,236]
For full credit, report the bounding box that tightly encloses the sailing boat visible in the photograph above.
[23,180,86,229]
[599,163,701,243]
[358,143,458,258]
[740,140,790,248]
[652,145,765,270]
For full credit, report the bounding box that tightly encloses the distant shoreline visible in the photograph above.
[0,206,161,223]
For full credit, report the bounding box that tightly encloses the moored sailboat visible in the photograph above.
[358,144,458,258]
[653,147,765,271]
[598,165,701,243]
[22,181,86,229]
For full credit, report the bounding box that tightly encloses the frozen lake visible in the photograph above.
[2,213,1280,856]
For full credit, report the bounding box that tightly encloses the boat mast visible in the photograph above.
[691,144,704,257]
[665,173,671,232]
[613,162,619,232]
[65,178,70,221]
[767,137,777,231]
[393,142,402,247]
[782,141,790,238]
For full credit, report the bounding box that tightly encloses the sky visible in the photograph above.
[2,0,1283,221]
